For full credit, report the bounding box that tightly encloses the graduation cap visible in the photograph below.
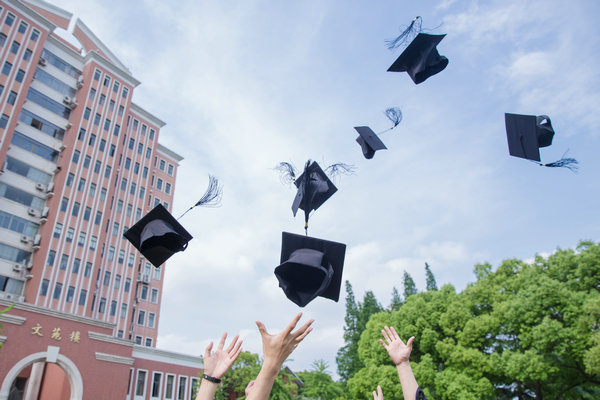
[386,17,448,84]
[275,231,346,307]
[123,175,223,268]
[354,107,402,159]
[505,113,578,171]
[276,160,353,234]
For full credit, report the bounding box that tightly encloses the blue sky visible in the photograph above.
[47,0,600,377]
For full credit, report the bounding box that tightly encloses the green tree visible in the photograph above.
[297,360,343,400]
[347,241,600,399]
[425,263,438,291]
[389,287,403,311]
[337,282,384,383]
[402,271,417,300]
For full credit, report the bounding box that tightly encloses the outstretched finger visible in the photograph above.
[382,326,393,345]
[390,326,400,341]
[231,341,243,361]
[226,334,240,353]
[379,338,388,350]
[230,337,243,357]
[292,318,314,338]
[204,341,214,359]
[406,336,415,350]
[282,312,303,336]
[218,332,227,350]
[295,325,313,343]
[256,321,268,337]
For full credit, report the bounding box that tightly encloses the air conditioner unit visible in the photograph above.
[46,182,54,193]
[28,208,37,217]
[20,235,29,244]
[26,262,33,271]
[38,57,47,66]
[41,207,49,218]
[35,183,45,191]
[62,96,72,105]
[68,100,77,109]
[65,122,72,129]
[13,264,23,273]
[25,274,33,280]
[76,76,84,89]
[32,234,41,249]
[59,144,66,152]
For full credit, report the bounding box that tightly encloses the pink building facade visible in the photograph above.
[0,0,203,398]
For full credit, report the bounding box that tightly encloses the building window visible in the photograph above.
[4,13,15,26]
[110,300,117,316]
[30,30,40,42]
[156,178,163,191]
[114,274,121,290]
[104,118,110,131]
[0,114,8,129]
[107,246,115,260]
[94,113,101,126]
[118,105,124,116]
[94,160,101,173]
[98,297,106,313]
[124,278,131,292]
[10,41,19,54]
[60,197,68,212]
[118,250,125,264]
[148,312,155,329]
[109,99,115,111]
[46,250,56,266]
[53,223,63,238]
[122,87,128,99]
[83,155,91,168]
[151,288,159,304]
[165,182,171,195]
[94,211,102,225]
[88,88,96,100]
[151,372,162,398]
[77,232,86,247]
[72,150,80,163]
[140,285,148,300]
[2,61,12,76]
[83,206,91,221]
[59,254,68,269]
[145,337,152,347]
[83,107,90,120]
[0,33,5,47]
[153,267,161,280]
[78,289,87,305]
[120,303,127,319]
[72,202,80,217]
[103,75,111,87]
[7,90,17,105]
[23,48,32,61]
[112,222,119,236]
[113,81,119,92]
[78,178,86,191]
[99,94,105,105]
[84,262,92,277]
[15,69,25,82]
[53,283,62,299]
[72,258,80,274]
[40,279,49,296]
[99,139,106,152]
[128,253,135,267]
[65,228,74,242]
[66,286,75,303]
[177,376,187,400]
[90,236,97,250]
[165,375,174,400]
[137,310,145,325]
[135,336,142,345]
[18,21,28,33]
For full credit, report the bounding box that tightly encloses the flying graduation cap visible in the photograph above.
[275,231,346,307]
[355,107,403,159]
[276,160,353,234]
[504,113,579,171]
[123,175,223,268]
[386,16,449,84]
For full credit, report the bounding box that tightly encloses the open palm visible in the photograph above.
[379,326,414,366]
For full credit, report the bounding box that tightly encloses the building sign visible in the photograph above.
[30,323,81,343]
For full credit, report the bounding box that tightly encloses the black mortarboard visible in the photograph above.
[504,113,578,171]
[355,126,387,159]
[388,33,448,84]
[124,204,193,268]
[275,231,346,307]
[291,161,337,220]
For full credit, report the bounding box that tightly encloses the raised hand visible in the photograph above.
[379,325,414,366]
[372,385,384,400]
[203,332,243,379]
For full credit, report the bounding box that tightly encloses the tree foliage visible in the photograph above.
[389,287,403,311]
[425,263,438,291]
[336,281,384,382]
[402,271,417,300]
[297,360,343,400]
[346,241,600,399]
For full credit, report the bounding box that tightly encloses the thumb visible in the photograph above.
[255,321,267,336]
[406,336,415,349]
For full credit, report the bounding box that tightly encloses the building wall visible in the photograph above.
[0,2,200,397]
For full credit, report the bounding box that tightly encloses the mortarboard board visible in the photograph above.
[504,113,578,171]
[353,107,402,159]
[123,204,193,268]
[388,33,448,84]
[275,231,346,307]
[291,161,338,220]
[355,126,387,159]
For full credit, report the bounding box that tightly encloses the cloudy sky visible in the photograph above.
[46,0,600,377]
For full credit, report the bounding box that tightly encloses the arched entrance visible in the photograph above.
[0,350,83,400]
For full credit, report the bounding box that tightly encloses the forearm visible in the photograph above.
[245,361,280,400]
[195,378,219,400]
[396,361,419,400]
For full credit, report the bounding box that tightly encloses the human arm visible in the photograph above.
[195,332,243,400]
[245,312,314,400]
[379,326,421,400]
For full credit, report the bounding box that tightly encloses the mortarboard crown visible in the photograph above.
[353,107,402,159]
[355,126,387,159]
[504,113,578,171]
[291,161,337,219]
[388,33,448,84]
[275,231,346,307]
[123,204,193,268]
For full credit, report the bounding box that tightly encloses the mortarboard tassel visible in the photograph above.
[386,16,422,50]
[177,175,223,219]
[536,150,579,172]
[377,107,403,135]
[325,162,356,179]
[275,162,297,185]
